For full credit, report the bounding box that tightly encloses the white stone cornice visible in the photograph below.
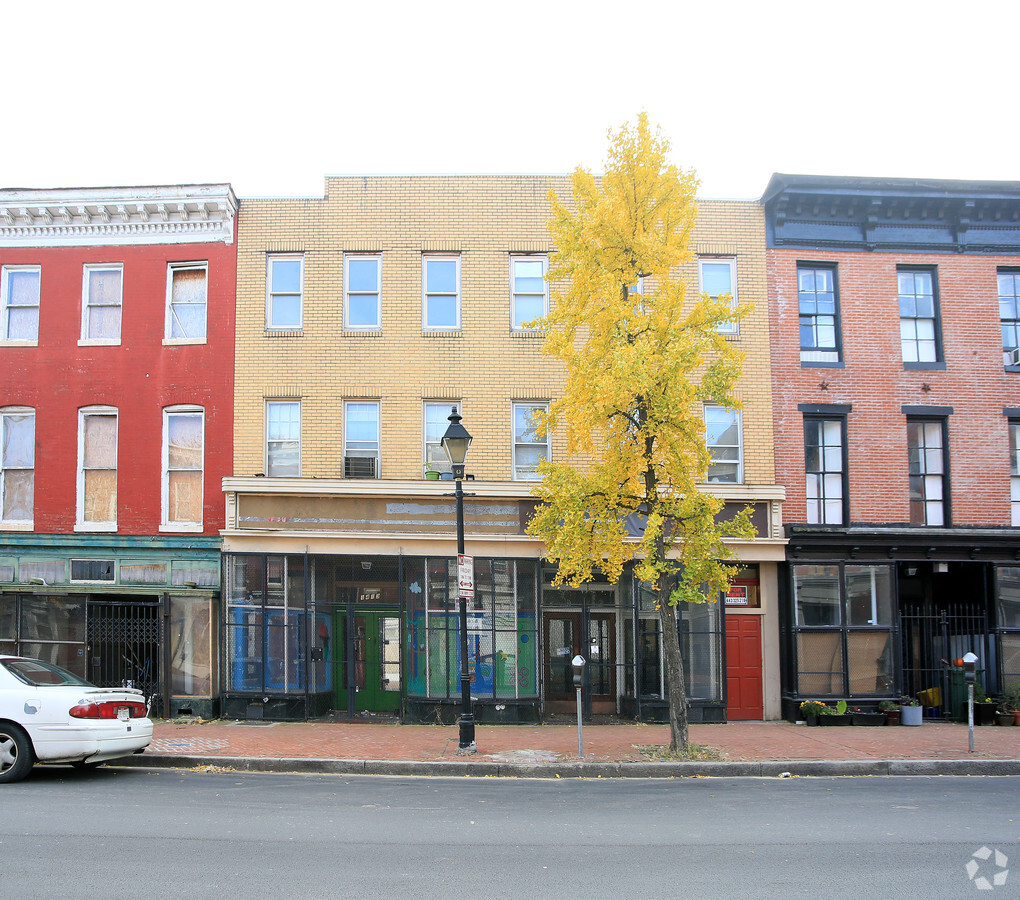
[0,184,237,247]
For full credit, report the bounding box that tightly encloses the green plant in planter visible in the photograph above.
[1004,683,1020,712]
[900,696,921,707]
[799,700,827,718]
[424,462,441,480]
[818,699,848,716]
[878,700,900,712]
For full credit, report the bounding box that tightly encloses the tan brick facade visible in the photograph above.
[234,177,775,488]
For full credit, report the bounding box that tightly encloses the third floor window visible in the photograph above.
[898,269,941,366]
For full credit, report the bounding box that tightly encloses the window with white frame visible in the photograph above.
[511,255,547,329]
[423,256,460,330]
[344,401,380,478]
[804,416,846,525]
[265,401,301,477]
[345,254,381,329]
[162,407,204,529]
[1,266,40,342]
[1010,420,1020,527]
[798,264,841,363]
[165,262,208,341]
[704,405,742,483]
[424,401,460,475]
[266,255,303,330]
[907,417,947,526]
[898,269,941,365]
[513,402,549,481]
[0,408,34,525]
[699,258,737,334]
[1000,269,1020,368]
[81,264,123,343]
[78,408,118,529]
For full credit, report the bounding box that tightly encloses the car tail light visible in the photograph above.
[69,700,147,719]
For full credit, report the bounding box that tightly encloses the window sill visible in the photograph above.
[0,340,38,348]
[78,339,121,347]
[160,523,203,533]
[1005,365,1020,374]
[903,361,946,371]
[343,328,383,336]
[0,521,33,531]
[74,523,117,533]
[162,338,207,347]
[510,329,545,339]
[265,328,304,337]
[422,329,462,337]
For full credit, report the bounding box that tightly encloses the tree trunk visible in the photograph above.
[658,581,689,753]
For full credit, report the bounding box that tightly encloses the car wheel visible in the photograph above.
[0,724,34,784]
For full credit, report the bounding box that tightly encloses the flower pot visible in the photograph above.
[805,715,819,727]
[1013,710,1020,726]
[818,714,852,726]
[995,711,1015,726]
[900,704,923,726]
[852,712,886,726]
[974,702,997,726]
[424,471,440,480]
[881,709,901,726]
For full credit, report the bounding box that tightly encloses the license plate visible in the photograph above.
[117,707,130,721]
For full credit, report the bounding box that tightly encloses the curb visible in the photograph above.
[118,754,1020,779]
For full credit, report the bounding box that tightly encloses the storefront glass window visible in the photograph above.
[998,566,1020,629]
[793,565,840,625]
[170,594,218,697]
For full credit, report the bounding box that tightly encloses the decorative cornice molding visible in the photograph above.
[0,184,237,247]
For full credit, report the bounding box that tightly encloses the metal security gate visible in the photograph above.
[899,599,991,720]
[86,599,161,702]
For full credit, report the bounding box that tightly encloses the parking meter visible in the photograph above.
[961,652,978,752]
[961,652,977,684]
[572,655,585,757]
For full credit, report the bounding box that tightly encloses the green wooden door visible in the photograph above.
[335,609,400,714]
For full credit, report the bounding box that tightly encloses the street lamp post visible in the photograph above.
[441,407,476,752]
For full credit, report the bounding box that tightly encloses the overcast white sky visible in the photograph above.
[5,0,1017,200]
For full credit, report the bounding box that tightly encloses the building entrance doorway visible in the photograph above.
[86,597,161,703]
[725,614,763,720]
[333,607,400,715]
[543,610,616,715]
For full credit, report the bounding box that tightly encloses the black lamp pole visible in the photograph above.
[441,407,475,752]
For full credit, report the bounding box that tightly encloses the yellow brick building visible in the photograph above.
[223,176,784,724]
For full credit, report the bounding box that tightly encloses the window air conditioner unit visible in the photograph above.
[344,456,377,479]
[1009,347,1020,367]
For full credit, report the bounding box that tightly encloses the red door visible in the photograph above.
[726,614,763,720]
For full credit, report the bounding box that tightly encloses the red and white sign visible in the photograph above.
[458,554,474,599]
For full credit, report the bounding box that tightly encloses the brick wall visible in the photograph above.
[768,248,1018,526]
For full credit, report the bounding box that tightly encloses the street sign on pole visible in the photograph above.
[458,554,474,599]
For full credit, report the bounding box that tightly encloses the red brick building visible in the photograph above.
[764,175,1020,720]
[0,185,237,717]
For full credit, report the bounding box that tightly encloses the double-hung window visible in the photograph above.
[424,401,459,475]
[804,416,846,525]
[513,402,549,481]
[423,256,460,330]
[344,401,380,478]
[1010,419,1020,527]
[0,408,34,526]
[81,264,123,344]
[265,401,301,477]
[907,416,948,526]
[999,269,1020,369]
[699,257,737,334]
[165,262,208,342]
[798,264,840,364]
[1,266,40,343]
[898,269,941,366]
[704,405,742,483]
[345,254,381,330]
[162,407,204,530]
[511,255,547,329]
[77,407,118,530]
[267,255,303,330]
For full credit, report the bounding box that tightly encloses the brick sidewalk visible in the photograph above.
[148,719,1019,764]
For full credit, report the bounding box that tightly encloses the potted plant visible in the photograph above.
[424,462,441,481]
[878,699,901,725]
[817,699,852,726]
[1003,684,1020,726]
[994,697,1014,727]
[900,696,923,726]
[974,693,997,726]
[799,699,826,725]
[850,706,886,726]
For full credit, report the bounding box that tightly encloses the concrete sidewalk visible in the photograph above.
[118,717,1020,779]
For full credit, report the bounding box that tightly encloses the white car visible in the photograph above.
[0,655,153,783]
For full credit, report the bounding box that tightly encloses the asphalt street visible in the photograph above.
[1,767,1016,898]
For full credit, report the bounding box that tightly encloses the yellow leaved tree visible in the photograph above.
[527,113,755,752]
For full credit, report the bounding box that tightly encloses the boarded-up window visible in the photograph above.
[82,266,122,341]
[167,265,207,340]
[81,411,117,525]
[1,409,34,522]
[165,409,203,526]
